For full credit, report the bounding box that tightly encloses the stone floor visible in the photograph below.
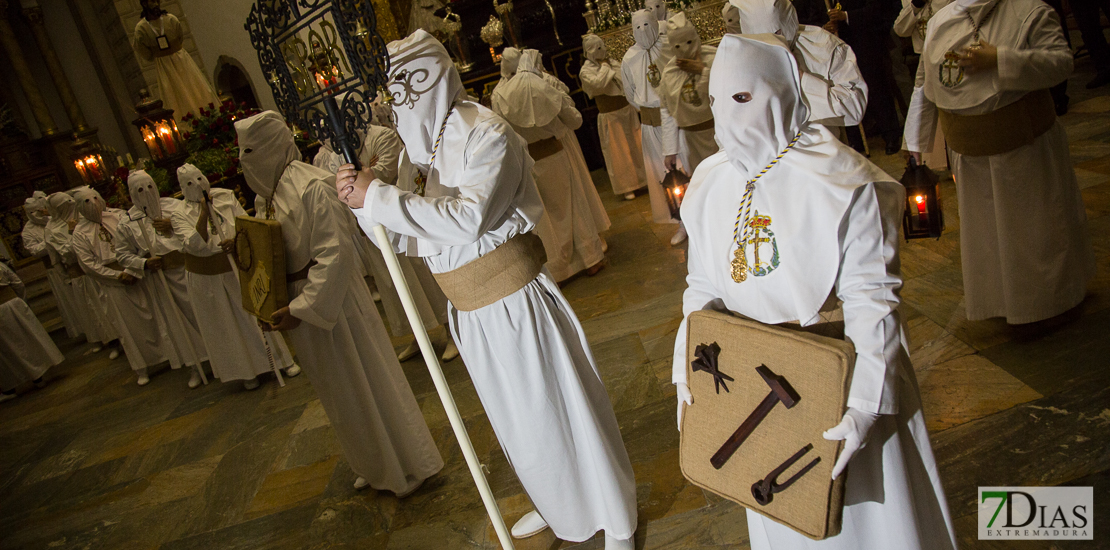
[2,69,1109,550]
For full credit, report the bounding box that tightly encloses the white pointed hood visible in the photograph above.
[646,0,668,20]
[386,30,465,171]
[583,34,607,62]
[632,9,661,51]
[500,46,521,79]
[722,3,743,34]
[73,187,107,225]
[45,192,75,247]
[127,170,163,220]
[177,163,212,203]
[235,110,301,201]
[731,0,800,43]
[666,13,702,60]
[23,191,48,226]
[493,49,562,129]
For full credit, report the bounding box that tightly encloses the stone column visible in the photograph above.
[0,0,57,135]
[24,4,89,132]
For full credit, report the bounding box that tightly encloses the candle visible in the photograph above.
[157,123,177,154]
[142,126,160,159]
[126,153,134,164]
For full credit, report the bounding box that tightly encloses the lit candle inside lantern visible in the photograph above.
[157,122,177,154]
[142,126,161,159]
[74,159,87,182]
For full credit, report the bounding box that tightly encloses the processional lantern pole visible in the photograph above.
[245,3,515,548]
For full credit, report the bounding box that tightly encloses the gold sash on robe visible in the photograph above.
[639,106,662,127]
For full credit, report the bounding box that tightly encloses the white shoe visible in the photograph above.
[511,510,549,539]
[371,290,381,302]
[353,477,370,490]
[243,378,260,391]
[604,533,634,550]
[397,342,421,362]
[624,192,636,200]
[441,340,459,362]
[0,393,16,404]
[670,223,688,246]
[109,349,121,360]
[396,479,424,498]
[136,374,150,386]
[284,364,302,377]
[91,345,103,353]
[188,368,202,389]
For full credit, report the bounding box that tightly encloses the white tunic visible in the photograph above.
[623,41,681,223]
[132,14,219,120]
[45,220,114,344]
[659,44,719,173]
[790,26,869,127]
[114,200,209,368]
[354,101,637,542]
[0,263,63,391]
[893,0,955,53]
[579,58,648,196]
[73,211,172,372]
[493,76,610,281]
[674,147,956,550]
[171,190,295,381]
[267,161,444,494]
[23,221,80,339]
[904,0,1093,323]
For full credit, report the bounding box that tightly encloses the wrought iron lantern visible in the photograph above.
[72,138,110,185]
[900,157,944,240]
[662,169,690,220]
[132,89,186,164]
[245,0,392,169]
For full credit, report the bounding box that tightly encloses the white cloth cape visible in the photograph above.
[171,190,295,381]
[904,0,1093,322]
[0,264,63,391]
[266,161,443,493]
[580,58,648,195]
[132,14,219,120]
[353,94,636,539]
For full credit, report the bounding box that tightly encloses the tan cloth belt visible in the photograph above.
[286,260,317,284]
[527,137,564,161]
[161,250,185,270]
[595,94,630,113]
[0,285,17,304]
[184,253,232,275]
[432,232,547,312]
[938,89,1055,157]
[640,106,662,127]
[681,118,715,133]
[65,264,84,278]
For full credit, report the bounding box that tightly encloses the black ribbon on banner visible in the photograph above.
[692,342,733,394]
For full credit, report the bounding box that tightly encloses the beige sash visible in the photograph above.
[432,232,547,312]
[939,89,1055,157]
[527,137,564,161]
[184,253,232,275]
[639,106,662,127]
[595,94,630,113]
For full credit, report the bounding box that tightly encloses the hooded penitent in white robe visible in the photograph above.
[722,3,743,33]
[22,193,81,339]
[493,51,610,281]
[674,35,956,550]
[115,171,208,369]
[351,31,636,541]
[313,128,450,338]
[733,0,868,128]
[45,193,110,344]
[0,262,63,391]
[170,165,296,382]
[660,13,719,174]
[72,189,172,373]
[623,9,681,223]
[581,35,648,197]
[237,111,443,494]
[894,0,954,53]
[904,0,1093,323]
[132,12,219,120]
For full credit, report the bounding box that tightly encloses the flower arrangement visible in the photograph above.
[179,100,259,186]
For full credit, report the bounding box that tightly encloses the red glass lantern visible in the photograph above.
[662,169,690,220]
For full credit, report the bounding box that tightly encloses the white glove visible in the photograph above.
[822,407,880,480]
[676,383,693,432]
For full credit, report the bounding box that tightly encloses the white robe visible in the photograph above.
[45,223,114,345]
[114,200,209,368]
[171,191,295,381]
[580,59,648,196]
[267,162,444,494]
[73,211,172,371]
[354,101,637,541]
[660,45,718,173]
[313,130,450,337]
[132,14,219,120]
[674,146,956,550]
[790,26,869,128]
[893,0,954,53]
[493,80,610,282]
[0,264,63,391]
[23,221,80,339]
[904,0,1093,323]
[623,42,681,223]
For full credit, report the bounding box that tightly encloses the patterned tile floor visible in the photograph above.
[2,66,1108,549]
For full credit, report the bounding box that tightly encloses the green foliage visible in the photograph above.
[142,159,171,195]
